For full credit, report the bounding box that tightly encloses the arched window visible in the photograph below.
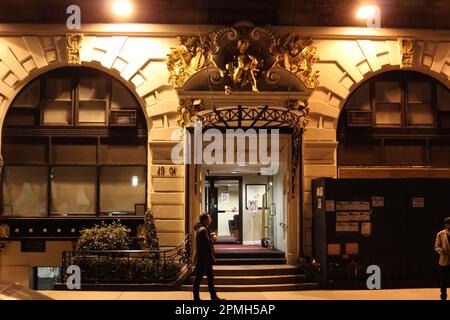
[338,71,450,172]
[1,67,147,217]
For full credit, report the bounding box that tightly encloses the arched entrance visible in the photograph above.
[166,22,319,265]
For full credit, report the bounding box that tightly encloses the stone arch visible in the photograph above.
[336,68,450,132]
[0,35,180,130]
[307,39,450,135]
[0,34,185,246]
[301,38,450,257]
[0,62,153,130]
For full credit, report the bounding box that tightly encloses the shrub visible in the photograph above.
[161,258,181,280]
[142,209,159,250]
[76,221,131,251]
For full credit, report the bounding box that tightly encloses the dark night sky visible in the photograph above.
[0,0,448,29]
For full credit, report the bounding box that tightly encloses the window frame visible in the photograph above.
[1,67,148,218]
[338,71,450,167]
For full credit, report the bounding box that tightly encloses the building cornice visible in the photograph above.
[0,24,448,41]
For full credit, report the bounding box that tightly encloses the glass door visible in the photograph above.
[205,176,242,244]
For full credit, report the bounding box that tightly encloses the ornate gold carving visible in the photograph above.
[0,224,10,238]
[167,36,215,88]
[225,38,263,93]
[399,39,414,68]
[167,24,319,92]
[272,34,319,88]
[293,100,311,131]
[66,33,83,64]
[177,99,200,128]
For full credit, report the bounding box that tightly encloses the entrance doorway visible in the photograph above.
[204,176,243,244]
[188,133,294,262]
[201,163,288,253]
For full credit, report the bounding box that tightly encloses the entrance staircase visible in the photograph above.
[181,264,319,292]
[182,245,319,292]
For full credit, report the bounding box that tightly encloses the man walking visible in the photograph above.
[193,213,223,300]
[434,217,450,300]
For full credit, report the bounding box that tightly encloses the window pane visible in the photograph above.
[78,101,107,124]
[111,79,137,110]
[338,139,382,166]
[375,81,401,102]
[4,111,36,126]
[13,80,40,108]
[51,167,96,215]
[52,138,97,164]
[79,78,107,100]
[43,101,72,125]
[375,103,402,125]
[100,166,146,214]
[44,78,72,125]
[2,166,48,217]
[407,103,434,126]
[100,139,146,164]
[430,140,450,166]
[3,137,47,164]
[384,140,426,166]
[437,85,450,111]
[408,82,431,103]
[46,78,71,100]
[78,78,107,125]
[346,82,370,110]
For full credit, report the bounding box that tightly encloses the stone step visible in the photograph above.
[215,258,287,265]
[214,252,285,259]
[213,264,305,276]
[191,274,308,285]
[181,282,319,292]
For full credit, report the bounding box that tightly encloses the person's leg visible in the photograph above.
[205,264,218,299]
[440,266,449,300]
[193,263,206,300]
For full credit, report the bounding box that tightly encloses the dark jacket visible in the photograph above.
[194,223,215,265]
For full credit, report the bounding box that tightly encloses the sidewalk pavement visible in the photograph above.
[39,288,442,300]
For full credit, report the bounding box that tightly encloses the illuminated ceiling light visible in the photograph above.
[356,5,377,20]
[112,0,133,17]
[131,176,139,187]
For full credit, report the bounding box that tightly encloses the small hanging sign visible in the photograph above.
[412,197,425,208]
[372,196,384,207]
[221,191,230,203]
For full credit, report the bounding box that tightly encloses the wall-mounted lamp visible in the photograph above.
[131,175,139,187]
[356,4,381,28]
[112,0,133,17]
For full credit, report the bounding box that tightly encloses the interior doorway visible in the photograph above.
[204,176,243,244]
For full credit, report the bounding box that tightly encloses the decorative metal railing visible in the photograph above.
[61,234,191,284]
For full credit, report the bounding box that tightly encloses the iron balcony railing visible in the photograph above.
[61,234,191,284]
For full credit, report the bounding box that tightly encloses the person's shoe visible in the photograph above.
[440,293,447,301]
